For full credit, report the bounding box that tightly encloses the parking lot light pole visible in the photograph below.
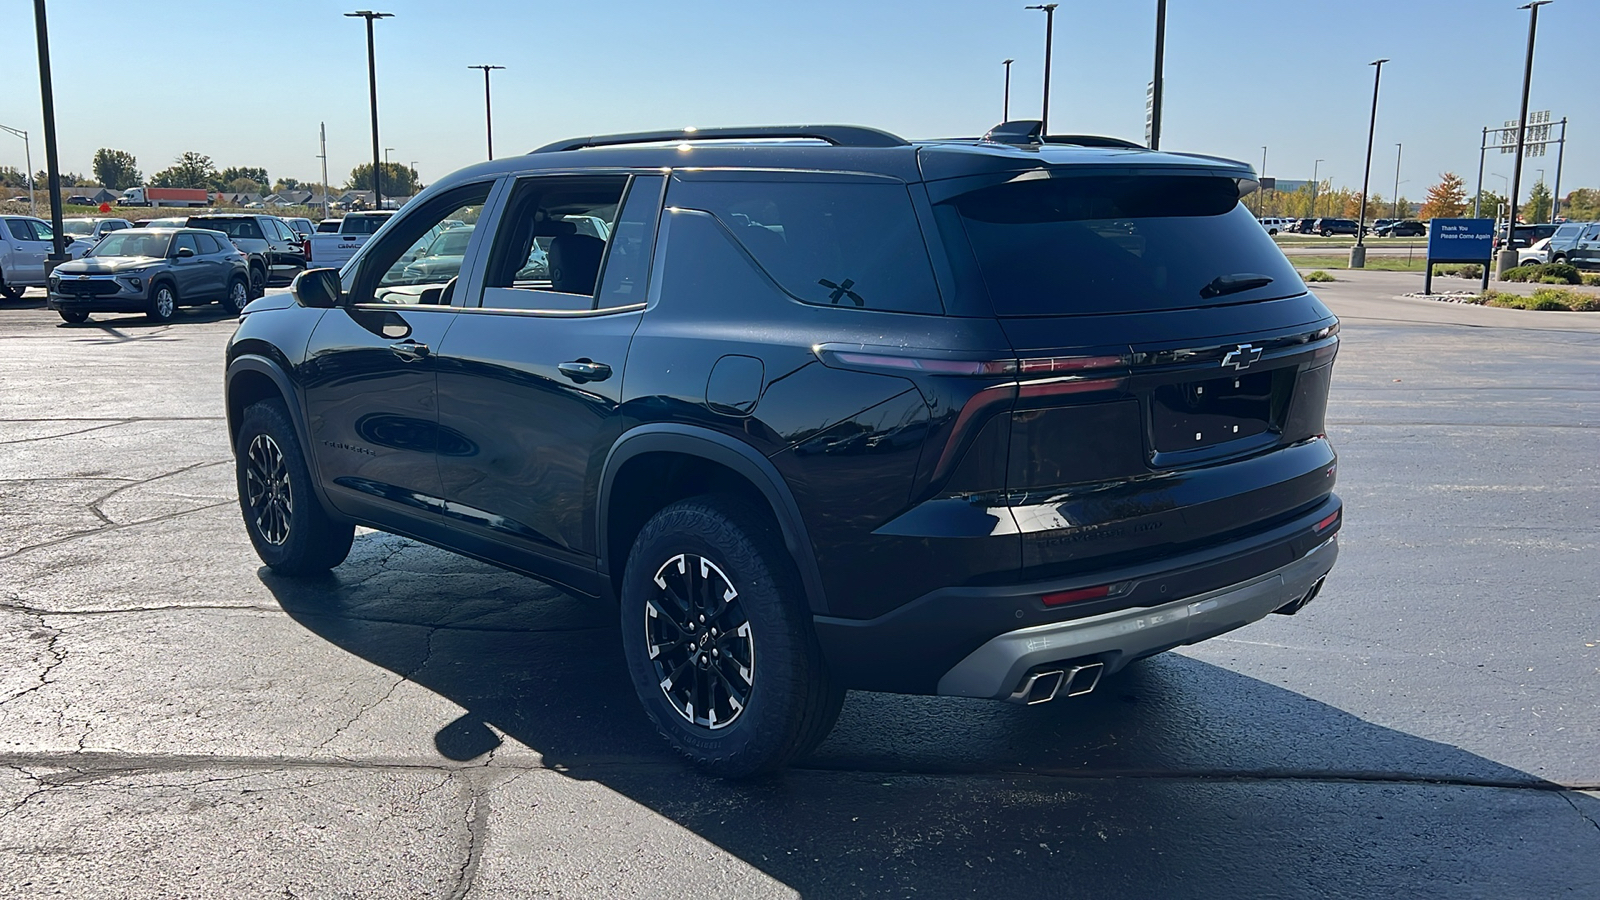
[31,0,65,265]
[1025,4,1058,135]
[469,65,505,159]
[1310,159,1323,219]
[1149,0,1166,150]
[1392,143,1403,219]
[346,10,392,211]
[1498,0,1551,280]
[1258,146,1267,216]
[0,125,33,217]
[1351,58,1388,269]
[1002,59,1014,121]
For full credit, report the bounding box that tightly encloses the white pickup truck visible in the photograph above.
[304,211,394,270]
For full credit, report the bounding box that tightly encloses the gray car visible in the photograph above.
[47,228,250,324]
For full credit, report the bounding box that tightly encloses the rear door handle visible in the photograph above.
[557,360,612,382]
[390,339,429,362]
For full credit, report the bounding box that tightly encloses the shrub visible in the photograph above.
[1438,264,1483,278]
[1500,265,1537,282]
[1478,287,1600,311]
[1582,273,1600,287]
[1537,263,1581,284]
[1304,270,1337,283]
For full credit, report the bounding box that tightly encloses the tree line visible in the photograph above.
[0,148,422,198]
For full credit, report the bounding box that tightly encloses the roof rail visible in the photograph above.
[1043,134,1147,150]
[980,121,1148,151]
[532,125,909,154]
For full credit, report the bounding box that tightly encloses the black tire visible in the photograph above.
[248,265,266,299]
[146,282,177,322]
[221,275,249,315]
[1551,254,1565,264]
[0,276,21,300]
[234,399,354,575]
[620,495,844,778]
[59,310,89,324]
[1321,229,1332,237]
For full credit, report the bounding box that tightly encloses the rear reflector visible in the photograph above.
[1017,376,1126,398]
[1041,585,1112,607]
[1314,510,1340,533]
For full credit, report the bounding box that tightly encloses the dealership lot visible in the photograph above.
[0,274,1597,897]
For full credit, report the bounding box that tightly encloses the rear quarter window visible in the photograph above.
[666,177,942,314]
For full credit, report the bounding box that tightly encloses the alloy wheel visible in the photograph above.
[645,553,755,730]
[154,287,175,319]
[244,433,292,546]
[229,280,248,310]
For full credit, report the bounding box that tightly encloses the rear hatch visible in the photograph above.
[928,163,1339,578]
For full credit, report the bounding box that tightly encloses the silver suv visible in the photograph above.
[47,227,250,324]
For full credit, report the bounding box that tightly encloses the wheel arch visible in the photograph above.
[599,425,830,615]
[226,353,345,519]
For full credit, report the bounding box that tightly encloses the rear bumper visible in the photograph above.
[937,533,1336,700]
[814,493,1341,695]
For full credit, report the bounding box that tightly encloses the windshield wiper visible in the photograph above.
[1200,273,1274,299]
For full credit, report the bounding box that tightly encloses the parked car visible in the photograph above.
[46,227,250,323]
[1543,221,1591,265]
[1554,222,1600,270]
[1290,217,1316,234]
[1374,219,1425,237]
[133,217,190,229]
[1257,216,1290,235]
[282,217,316,238]
[1493,222,1559,251]
[1368,218,1396,234]
[225,122,1342,777]
[65,194,94,206]
[61,217,135,243]
[1,215,90,298]
[303,211,395,269]
[1517,237,1552,266]
[186,214,308,296]
[1311,217,1359,237]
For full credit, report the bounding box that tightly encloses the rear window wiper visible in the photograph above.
[1200,273,1274,299]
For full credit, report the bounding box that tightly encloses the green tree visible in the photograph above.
[218,166,269,191]
[345,162,419,197]
[226,177,263,194]
[272,177,302,193]
[149,152,220,189]
[1560,188,1600,221]
[1469,189,1504,219]
[1525,177,1552,224]
[0,166,25,188]
[92,148,141,189]
[1418,172,1468,220]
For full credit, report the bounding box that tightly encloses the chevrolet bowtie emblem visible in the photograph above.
[1221,344,1263,370]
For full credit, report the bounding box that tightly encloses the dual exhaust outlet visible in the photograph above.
[1007,661,1105,705]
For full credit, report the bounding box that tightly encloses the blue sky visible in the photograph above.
[1,0,1594,202]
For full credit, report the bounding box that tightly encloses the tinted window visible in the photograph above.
[356,183,490,305]
[196,233,225,254]
[940,175,1304,316]
[595,175,663,309]
[173,234,200,256]
[191,218,263,240]
[668,178,941,314]
[5,220,33,241]
[343,215,389,235]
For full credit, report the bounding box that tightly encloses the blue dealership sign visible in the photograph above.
[1427,218,1494,263]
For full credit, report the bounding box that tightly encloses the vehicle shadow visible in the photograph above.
[260,533,1600,898]
[55,305,239,329]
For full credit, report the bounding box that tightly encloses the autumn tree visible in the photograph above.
[92,148,141,189]
[1418,172,1467,220]
[1561,188,1600,221]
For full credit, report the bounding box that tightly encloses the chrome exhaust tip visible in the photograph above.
[1061,662,1104,697]
[1009,669,1065,705]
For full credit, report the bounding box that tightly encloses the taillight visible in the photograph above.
[1314,509,1341,533]
[302,239,312,262]
[1041,585,1112,606]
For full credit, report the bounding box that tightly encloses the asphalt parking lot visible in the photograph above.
[1,273,1597,898]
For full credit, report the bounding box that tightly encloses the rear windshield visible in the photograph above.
[343,215,389,235]
[941,175,1304,316]
[189,218,262,240]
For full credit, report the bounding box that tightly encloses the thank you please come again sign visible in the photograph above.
[1427,218,1494,264]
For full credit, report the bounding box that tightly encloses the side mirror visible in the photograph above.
[292,267,342,309]
[175,246,196,258]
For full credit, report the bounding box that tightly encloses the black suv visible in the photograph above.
[225,122,1342,776]
[1374,219,1425,237]
[1311,217,1360,237]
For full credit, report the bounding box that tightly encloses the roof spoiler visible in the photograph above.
[532,125,909,153]
[981,121,1148,150]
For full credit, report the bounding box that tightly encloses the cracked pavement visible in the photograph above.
[0,281,1597,897]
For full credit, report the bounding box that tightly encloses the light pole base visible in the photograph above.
[1495,249,1520,280]
[1348,245,1367,269]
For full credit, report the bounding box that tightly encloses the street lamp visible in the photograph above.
[1258,146,1267,216]
[469,65,505,159]
[1310,158,1324,218]
[1025,4,1058,135]
[1149,0,1167,149]
[1002,59,1014,121]
[1498,0,1552,278]
[384,147,393,166]
[1351,57,1389,268]
[345,10,393,211]
[1392,143,1403,219]
[0,125,33,217]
